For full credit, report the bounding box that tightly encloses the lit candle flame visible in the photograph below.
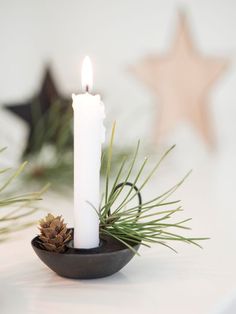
[81,56,93,93]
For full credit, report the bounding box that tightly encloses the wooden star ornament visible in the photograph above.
[132,12,228,147]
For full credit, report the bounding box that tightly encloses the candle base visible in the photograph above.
[66,238,104,252]
[31,228,140,279]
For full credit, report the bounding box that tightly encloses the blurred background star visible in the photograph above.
[5,66,71,155]
[131,12,228,148]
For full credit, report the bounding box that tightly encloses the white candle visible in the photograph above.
[72,56,105,249]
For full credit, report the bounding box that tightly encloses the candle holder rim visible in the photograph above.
[31,229,140,257]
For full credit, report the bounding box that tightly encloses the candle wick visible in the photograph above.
[85,85,89,93]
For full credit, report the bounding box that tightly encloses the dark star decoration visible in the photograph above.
[5,67,72,155]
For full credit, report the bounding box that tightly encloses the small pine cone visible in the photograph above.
[38,213,72,253]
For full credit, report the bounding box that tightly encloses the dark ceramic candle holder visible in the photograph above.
[31,229,140,279]
[32,182,142,279]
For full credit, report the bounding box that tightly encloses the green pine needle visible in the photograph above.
[0,149,48,241]
[99,126,208,254]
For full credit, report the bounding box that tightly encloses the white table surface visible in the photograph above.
[1,152,236,314]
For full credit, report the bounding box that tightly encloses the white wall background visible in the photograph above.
[0,0,235,165]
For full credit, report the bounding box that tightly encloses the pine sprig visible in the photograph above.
[0,149,48,241]
[99,124,208,254]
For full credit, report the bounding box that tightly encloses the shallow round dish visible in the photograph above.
[31,229,140,279]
